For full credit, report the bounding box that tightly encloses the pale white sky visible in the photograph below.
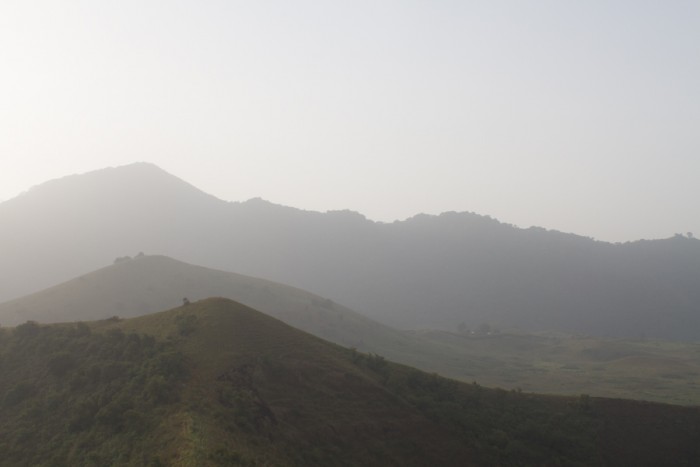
[1,1,698,242]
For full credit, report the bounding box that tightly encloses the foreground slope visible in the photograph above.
[1,163,699,339]
[2,298,699,466]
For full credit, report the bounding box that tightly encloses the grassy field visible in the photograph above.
[410,329,700,405]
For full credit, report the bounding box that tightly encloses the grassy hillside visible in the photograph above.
[0,255,451,381]
[414,329,700,406]
[1,298,700,466]
[3,254,700,406]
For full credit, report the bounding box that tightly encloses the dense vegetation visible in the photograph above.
[349,351,602,466]
[0,320,188,466]
[2,298,699,466]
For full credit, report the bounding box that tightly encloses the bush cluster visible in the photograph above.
[0,321,188,466]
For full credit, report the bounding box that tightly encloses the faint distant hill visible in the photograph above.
[1,162,699,339]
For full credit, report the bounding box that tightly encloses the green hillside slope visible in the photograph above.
[1,298,700,466]
[0,255,450,381]
[3,255,700,406]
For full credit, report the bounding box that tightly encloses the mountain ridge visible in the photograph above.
[1,163,698,340]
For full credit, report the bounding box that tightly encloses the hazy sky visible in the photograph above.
[1,1,698,242]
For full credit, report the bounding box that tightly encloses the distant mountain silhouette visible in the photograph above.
[2,162,699,339]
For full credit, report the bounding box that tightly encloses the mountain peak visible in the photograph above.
[6,162,224,210]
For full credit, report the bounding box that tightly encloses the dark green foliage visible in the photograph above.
[209,448,246,465]
[145,375,173,403]
[354,352,388,374]
[3,382,35,407]
[47,352,75,377]
[175,312,198,336]
[13,320,40,339]
[351,349,602,466]
[152,350,188,380]
[0,322,188,466]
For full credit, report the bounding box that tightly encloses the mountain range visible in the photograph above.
[1,162,699,339]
